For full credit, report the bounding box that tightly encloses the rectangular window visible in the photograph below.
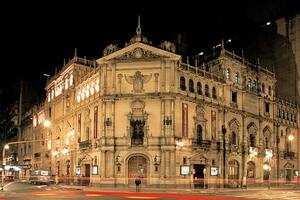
[94,106,98,138]
[78,114,81,142]
[211,111,216,141]
[182,103,188,137]
[48,107,52,119]
[232,91,237,103]
[265,102,270,113]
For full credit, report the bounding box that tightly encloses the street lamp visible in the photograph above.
[222,125,227,188]
[288,135,294,141]
[43,119,51,128]
[1,144,10,190]
[263,163,271,189]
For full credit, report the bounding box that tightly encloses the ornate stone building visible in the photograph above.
[18,22,299,188]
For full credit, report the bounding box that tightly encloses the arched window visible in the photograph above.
[252,80,256,91]
[226,68,231,80]
[231,131,237,145]
[250,133,256,147]
[265,137,269,149]
[197,82,202,95]
[205,84,209,97]
[268,86,272,96]
[212,87,217,99]
[278,109,281,118]
[247,78,251,90]
[235,72,240,84]
[196,125,202,144]
[180,77,186,91]
[189,79,194,92]
[262,83,265,93]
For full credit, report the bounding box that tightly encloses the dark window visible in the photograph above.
[212,87,217,99]
[48,107,52,119]
[130,120,145,145]
[278,109,281,118]
[183,157,187,164]
[196,125,202,144]
[268,86,272,96]
[232,91,237,103]
[265,137,269,149]
[189,79,194,92]
[265,102,270,113]
[231,132,237,145]
[250,134,255,147]
[205,84,209,97]
[197,82,202,95]
[262,83,265,93]
[180,77,186,91]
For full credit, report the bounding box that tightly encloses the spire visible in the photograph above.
[220,39,225,55]
[74,48,77,57]
[136,15,142,41]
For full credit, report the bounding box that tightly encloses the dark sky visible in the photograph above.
[0,0,299,107]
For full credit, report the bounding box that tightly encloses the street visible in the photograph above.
[0,182,299,200]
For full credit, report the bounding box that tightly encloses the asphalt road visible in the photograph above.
[0,182,299,200]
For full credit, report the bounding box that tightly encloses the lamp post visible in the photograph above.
[263,163,271,189]
[222,125,227,188]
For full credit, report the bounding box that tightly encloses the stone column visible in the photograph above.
[154,73,159,93]
[117,74,123,94]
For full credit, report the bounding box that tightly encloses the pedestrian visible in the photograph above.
[135,178,141,192]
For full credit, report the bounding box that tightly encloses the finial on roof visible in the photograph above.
[257,58,260,71]
[221,39,225,55]
[136,15,142,41]
[64,58,66,66]
[74,48,77,57]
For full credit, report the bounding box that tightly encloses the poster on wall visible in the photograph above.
[211,110,216,141]
[76,166,81,175]
[180,165,190,175]
[210,167,218,176]
[92,165,98,175]
[182,103,188,137]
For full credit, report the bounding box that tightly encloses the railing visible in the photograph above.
[284,151,295,159]
[79,140,92,149]
[192,140,211,149]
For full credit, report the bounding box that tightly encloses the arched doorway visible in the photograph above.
[247,161,255,185]
[228,160,239,188]
[128,156,148,185]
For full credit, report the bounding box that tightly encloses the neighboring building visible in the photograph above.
[276,13,300,104]
[18,22,300,188]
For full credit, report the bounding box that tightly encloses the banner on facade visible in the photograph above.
[78,114,81,142]
[182,103,188,137]
[94,106,98,138]
[211,110,216,141]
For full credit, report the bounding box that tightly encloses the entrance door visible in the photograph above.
[85,164,90,185]
[286,169,292,184]
[193,164,205,188]
[128,156,147,185]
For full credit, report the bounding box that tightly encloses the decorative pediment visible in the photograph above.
[284,162,294,169]
[190,154,208,164]
[228,118,241,132]
[247,122,258,134]
[97,42,181,63]
[115,47,161,60]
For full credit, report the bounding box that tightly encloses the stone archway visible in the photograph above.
[128,155,148,185]
[247,161,256,185]
[228,159,239,188]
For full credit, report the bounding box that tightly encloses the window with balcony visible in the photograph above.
[205,84,209,97]
[212,87,217,99]
[180,77,186,91]
[265,102,270,113]
[197,82,202,95]
[250,133,256,147]
[130,120,145,145]
[189,79,194,92]
[235,72,240,84]
[232,91,237,103]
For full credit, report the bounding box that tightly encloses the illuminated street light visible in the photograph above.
[44,119,51,128]
[176,141,184,147]
[288,135,294,141]
[266,21,271,26]
[4,145,9,150]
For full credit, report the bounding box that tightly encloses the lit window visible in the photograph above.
[77,92,81,103]
[69,74,73,86]
[48,93,51,102]
[247,79,251,89]
[33,116,37,127]
[95,79,100,92]
[65,78,69,90]
[90,82,95,95]
[86,84,90,97]
[226,68,231,80]
[51,89,54,99]
[81,87,85,100]
[235,72,240,84]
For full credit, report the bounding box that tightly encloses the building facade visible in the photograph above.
[18,25,300,188]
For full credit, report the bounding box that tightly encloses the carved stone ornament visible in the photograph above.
[125,71,152,93]
[116,48,161,60]
[159,41,176,53]
[103,44,119,56]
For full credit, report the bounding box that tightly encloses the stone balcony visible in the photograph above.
[79,140,92,149]
[192,140,211,150]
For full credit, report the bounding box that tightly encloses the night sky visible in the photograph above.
[0,0,299,109]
